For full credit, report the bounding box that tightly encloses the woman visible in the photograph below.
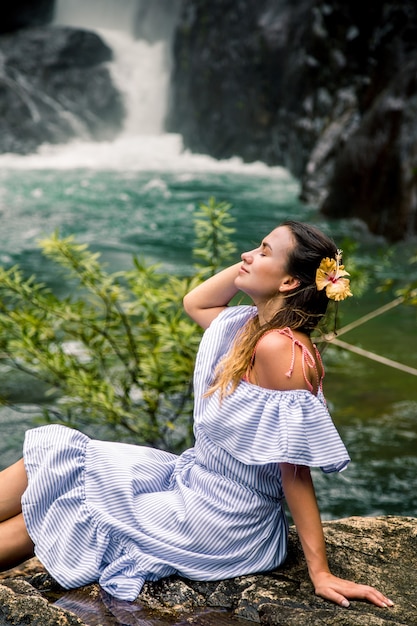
[0,221,393,610]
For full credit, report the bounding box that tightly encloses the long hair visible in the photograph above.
[207,220,338,398]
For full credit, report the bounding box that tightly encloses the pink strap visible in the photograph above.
[249,327,323,393]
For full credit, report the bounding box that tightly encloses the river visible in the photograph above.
[1,133,416,522]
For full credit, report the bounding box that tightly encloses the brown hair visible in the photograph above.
[207,220,337,398]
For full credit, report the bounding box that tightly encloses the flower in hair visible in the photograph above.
[316,250,353,301]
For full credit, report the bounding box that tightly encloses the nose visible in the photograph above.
[241,247,256,263]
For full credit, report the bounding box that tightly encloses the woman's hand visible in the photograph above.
[312,571,394,609]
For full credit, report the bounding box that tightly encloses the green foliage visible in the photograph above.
[0,198,236,452]
[377,249,417,306]
[334,238,369,298]
[340,239,417,309]
[193,197,236,277]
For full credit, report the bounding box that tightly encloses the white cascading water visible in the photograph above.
[54,0,179,135]
[0,0,284,176]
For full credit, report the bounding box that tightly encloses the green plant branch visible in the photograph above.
[0,198,237,452]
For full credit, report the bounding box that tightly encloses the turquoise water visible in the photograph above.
[0,152,306,276]
[0,136,416,519]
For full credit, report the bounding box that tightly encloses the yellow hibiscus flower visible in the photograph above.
[315,250,353,301]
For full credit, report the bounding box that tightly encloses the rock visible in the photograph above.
[0,0,54,34]
[0,579,84,626]
[320,57,417,241]
[0,516,415,625]
[0,26,125,154]
[167,0,291,165]
[168,0,417,240]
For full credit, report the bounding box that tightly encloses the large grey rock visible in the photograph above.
[0,26,125,154]
[0,516,415,625]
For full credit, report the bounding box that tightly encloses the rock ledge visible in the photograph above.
[0,516,415,625]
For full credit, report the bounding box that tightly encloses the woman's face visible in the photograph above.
[236,225,296,305]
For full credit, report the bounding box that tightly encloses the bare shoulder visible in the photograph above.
[249,331,295,390]
[255,330,294,359]
[250,329,319,391]
[256,328,315,355]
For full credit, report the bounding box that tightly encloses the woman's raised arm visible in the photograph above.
[183,262,242,329]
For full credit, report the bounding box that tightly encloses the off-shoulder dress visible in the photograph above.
[22,305,350,601]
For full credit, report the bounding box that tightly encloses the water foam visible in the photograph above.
[0,134,290,177]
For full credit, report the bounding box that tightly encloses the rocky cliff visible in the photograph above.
[0,516,415,625]
[168,0,417,241]
[0,3,124,154]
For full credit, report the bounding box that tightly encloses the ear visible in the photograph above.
[279,276,300,293]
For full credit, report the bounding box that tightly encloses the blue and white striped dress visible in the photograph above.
[21,305,350,601]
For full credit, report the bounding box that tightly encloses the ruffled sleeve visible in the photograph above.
[197,383,350,473]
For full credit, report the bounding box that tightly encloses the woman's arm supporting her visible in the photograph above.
[279,462,394,609]
[183,262,242,329]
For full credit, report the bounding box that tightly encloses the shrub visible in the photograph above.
[0,197,236,452]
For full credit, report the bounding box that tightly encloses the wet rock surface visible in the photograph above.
[0,516,415,626]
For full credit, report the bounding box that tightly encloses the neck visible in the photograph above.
[255,296,284,326]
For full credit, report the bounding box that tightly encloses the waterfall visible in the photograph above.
[53,0,181,135]
[0,0,284,172]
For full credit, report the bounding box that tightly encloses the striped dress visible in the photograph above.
[21,305,350,601]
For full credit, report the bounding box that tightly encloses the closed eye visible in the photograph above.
[260,241,272,255]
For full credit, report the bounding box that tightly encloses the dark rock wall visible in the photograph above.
[0,0,124,153]
[168,0,363,166]
[0,25,125,154]
[321,62,417,241]
[0,0,55,34]
[168,0,417,240]
[167,0,281,163]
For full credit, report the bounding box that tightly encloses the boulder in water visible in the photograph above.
[0,26,125,154]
